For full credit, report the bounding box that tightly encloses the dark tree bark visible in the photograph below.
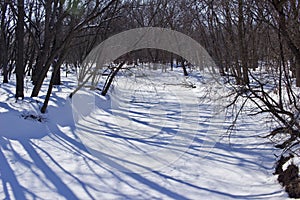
[101,61,125,96]
[1,2,9,83]
[52,58,61,85]
[272,0,300,87]
[15,0,25,99]
[53,66,61,85]
[32,0,119,98]
[31,0,52,90]
[170,54,173,71]
[41,54,66,113]
[238,0,249,85]
[181,58,188,76]
[296,64,300,87]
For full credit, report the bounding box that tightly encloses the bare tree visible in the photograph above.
[15,0,25,99]
[0,1,9,83]
[40,0,120,113]
[271,0,300,87]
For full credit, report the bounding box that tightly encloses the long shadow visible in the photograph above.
[153,170,283,200]
[89,144,283,200]
[0,92,96,199]
[89,148,189,200]
[77,95,283,198]
[48,106,179,199]
[31,142,96,199]
[0,80,284,199]
[190,124,276,169]
[0,138,27,200]
[19,139,78,199]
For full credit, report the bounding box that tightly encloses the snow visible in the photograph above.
[0,67,289,199]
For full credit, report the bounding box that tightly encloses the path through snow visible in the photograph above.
[0,70,288,199]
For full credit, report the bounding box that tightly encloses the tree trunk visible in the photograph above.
[1,48,9,84]
[181,58,188,76]
[31,58,52,97]
[1,2,8,83]
[235,63,242,85]
[31,0,52,88]
[296,63,300,87]
[41,70,57,114]
[170,54,173,71]
[274,1,300,87]
[40,55,65,113]
[26,46,35,76]
[102,62,125,96]
[53,59,61,85]
[238,0,249,85]
[15,0,25,99]
[53,67,61,85]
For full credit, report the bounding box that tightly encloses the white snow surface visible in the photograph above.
[0,68,289,199]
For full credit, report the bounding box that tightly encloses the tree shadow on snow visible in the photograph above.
[0,92,100,199]
[0,89,286,199]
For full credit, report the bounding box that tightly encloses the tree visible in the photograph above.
[15,0,25,99]
[40,0,120,113]
[0,1,13,84]
[271,0,300,87]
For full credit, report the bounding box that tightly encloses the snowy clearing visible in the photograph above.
[0,68,289,199]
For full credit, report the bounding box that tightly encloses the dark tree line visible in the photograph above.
[0,0,299,119]
[1,0,121,112]
[1,0,299,196]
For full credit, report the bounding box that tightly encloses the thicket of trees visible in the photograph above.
[0,0,299,140]
[1,0,299,196]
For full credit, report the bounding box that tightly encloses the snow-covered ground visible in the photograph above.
[0,67,289,199]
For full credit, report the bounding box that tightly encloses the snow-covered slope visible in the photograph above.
[0,69,288,199]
